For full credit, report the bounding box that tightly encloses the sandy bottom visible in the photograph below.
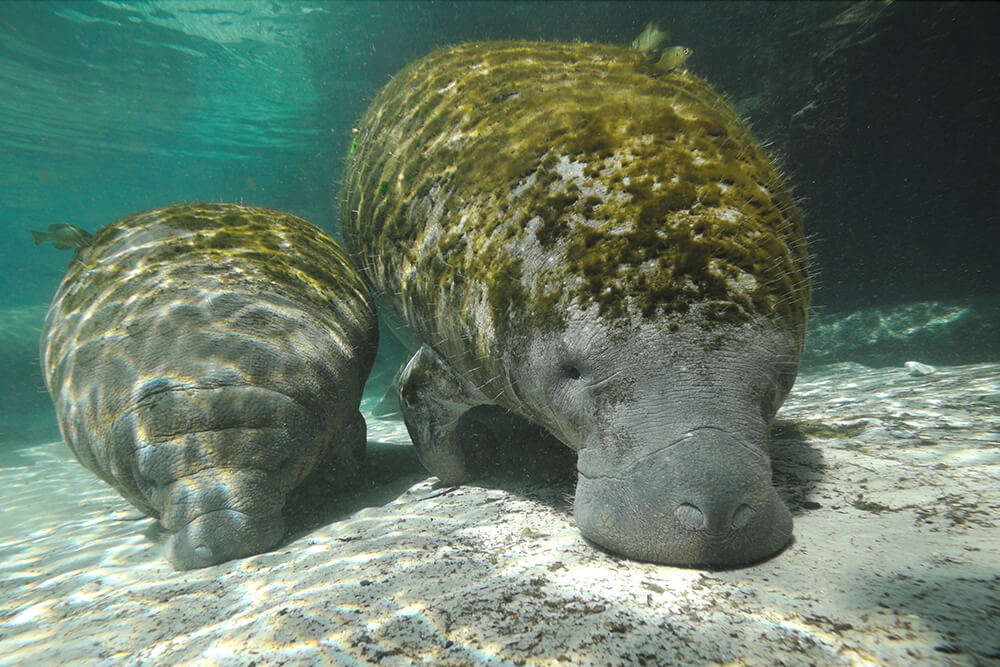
[0,363,998,665]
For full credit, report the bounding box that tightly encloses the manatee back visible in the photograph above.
[41,202,378,569]
[341,41,809,388]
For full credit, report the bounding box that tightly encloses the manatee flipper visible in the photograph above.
[371,372,402,418]
[162,470,288,570]
[398,345,487,484]
[399,345,568,483]
[163,409,367,569]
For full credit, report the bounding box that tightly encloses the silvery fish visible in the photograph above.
[631,22,674,54]
[657,45,693,71]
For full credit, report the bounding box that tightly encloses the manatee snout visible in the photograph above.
[166,508,285,571]
[575,427,792,567]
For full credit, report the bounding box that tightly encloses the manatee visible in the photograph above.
[342,42,810,567]
[40,203,378,569]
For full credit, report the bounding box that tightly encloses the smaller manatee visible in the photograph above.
[41,203,378,569]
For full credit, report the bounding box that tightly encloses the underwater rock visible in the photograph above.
[40,202,378,570]
[904,360,936,377]
[342,41,809,567]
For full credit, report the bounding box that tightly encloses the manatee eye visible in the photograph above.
[560,363,583,381]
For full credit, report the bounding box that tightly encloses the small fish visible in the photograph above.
[30,223,93,250]
[656,45,693,72]
[631,22,674,54]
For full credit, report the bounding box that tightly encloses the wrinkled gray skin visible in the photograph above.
[398,305,798,567]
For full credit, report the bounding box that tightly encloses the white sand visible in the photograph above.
[0,363,998,665]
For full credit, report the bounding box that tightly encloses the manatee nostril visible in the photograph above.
[731,503,754,530]
[674,502,705,530]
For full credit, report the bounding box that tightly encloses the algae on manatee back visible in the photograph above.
[342,41,808,362]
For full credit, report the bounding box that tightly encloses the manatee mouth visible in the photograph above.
[574,427,792,567]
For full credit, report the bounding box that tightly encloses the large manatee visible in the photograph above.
[342,42,810,567]
[41,203,378,569]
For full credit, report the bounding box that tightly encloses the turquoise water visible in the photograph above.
[3,1,350,309]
